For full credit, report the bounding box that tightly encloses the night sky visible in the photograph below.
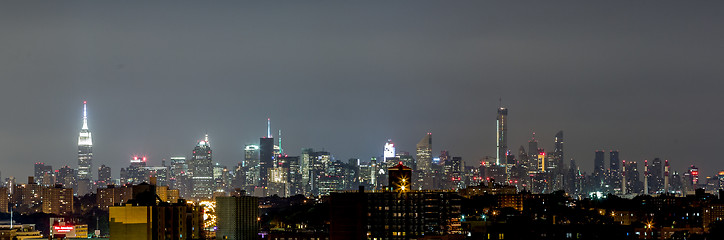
[1,1,723,180]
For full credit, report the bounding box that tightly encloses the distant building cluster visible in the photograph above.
[4,102,724,239]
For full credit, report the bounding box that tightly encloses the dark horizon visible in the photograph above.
[1,1,723,180]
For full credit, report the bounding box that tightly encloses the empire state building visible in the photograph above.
[77,101,93,183]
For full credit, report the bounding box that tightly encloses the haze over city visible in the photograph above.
[1,1,723,180]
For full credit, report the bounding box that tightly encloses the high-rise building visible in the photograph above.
[77,101,93,195]
[34,163,53,186]
[625,161,641,194]
[537,149,546,173]
[300,148,314,195]
[216,196,259,240]
[689,165,699,187]
[56,166,76,189]
[609,151,620,173]
[259,138,274,193]
[650,158,663,193]
[97,165,112,187]
[243,144,260,186]
[121,156,148,185]
[415,133,432,172]
[644,160,649,194]
[609,151,621,193]
[496,107,508,166]
[42,185,74,215]
[553,131,564,172]
[383,140,395,163]
[190,135,213,200]
[664,160,670,193]
[169,156,190,199]
[528,134,538,173]
[593,150,605,177]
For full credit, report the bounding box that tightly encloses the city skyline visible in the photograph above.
[1,1,723,180]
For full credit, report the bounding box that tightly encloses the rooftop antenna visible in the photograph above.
[82,100,89,130]
[267,118,272,138]
[278,129,283,155]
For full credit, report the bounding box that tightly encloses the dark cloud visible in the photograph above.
[1,1,723,180]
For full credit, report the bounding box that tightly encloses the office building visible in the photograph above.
[259,138,274,193]
[609,151,621,192]
[553,131,564,172]
[594,150,605,178]
[416,133,432,172]
[528,134,538,173]
[121,156,148,185]
[496,107,508,166]
[383,140,395,163]
[244,144,260,187]
[98,164,112,187]
[190,135,213,200]
[215,196,259,240]
[42,184,74,215]
[34,163,53,186]
[56,166,76,190]
[77,101,94,195]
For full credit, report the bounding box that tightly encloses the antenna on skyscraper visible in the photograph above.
[278,129,283,155]
[267,118,272,138]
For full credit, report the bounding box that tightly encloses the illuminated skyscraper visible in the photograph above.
[610,151,620,174]
[528,134,538,173]
[77,101,93,194]
[259,138,274,191]
[244,144,260,187]
[383,140,395,163]
[496,107,508,166]
[553,131,563,171]
[97,165,111,187]
[664,160,670,193]
[34,163,52,186]
[190,135,213,200]
[416,133,432,172]
[593,151,605,177]
[609,150,621,192]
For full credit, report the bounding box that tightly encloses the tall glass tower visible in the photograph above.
[496,107,508,166]
[415,133,432,172]
[77,101,93,181]
[190,134,213,200]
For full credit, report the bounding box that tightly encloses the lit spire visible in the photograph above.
[82,101,89,130]
[78,100,92,146]
[267,118,272,138]
[205,133,209,143]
